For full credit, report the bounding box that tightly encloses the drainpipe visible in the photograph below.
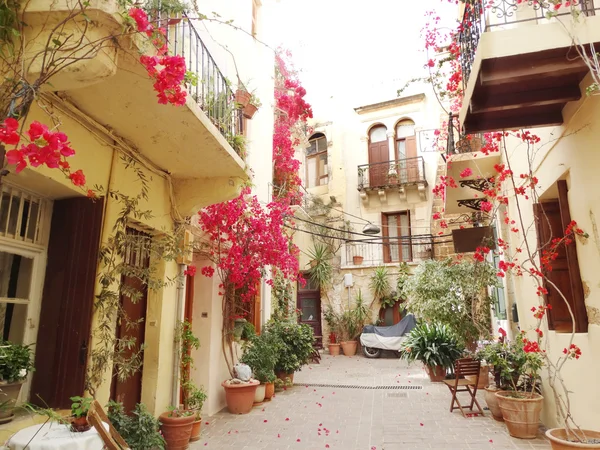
[172,265,186,407]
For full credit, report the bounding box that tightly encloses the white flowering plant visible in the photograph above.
[0,341,34,383]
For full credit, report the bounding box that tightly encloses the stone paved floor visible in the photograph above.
[192,354,551,450]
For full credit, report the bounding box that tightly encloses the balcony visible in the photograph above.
[357,157,427,202]
[344,234,434,268]
[458,0,600,133]
[24,2,247,211]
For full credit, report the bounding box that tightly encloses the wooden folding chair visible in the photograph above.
[87,400,130,450]
[310,337,322,364]
[443,358,485,418]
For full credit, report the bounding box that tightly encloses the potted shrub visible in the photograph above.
[222,363,260,414]
[182,382,207,442]
[240,332,281,404]
[0,341,34,424]
[265,318,314,383]
[69,396,93,432]
[336,291,370,357]
[399,322,464,382]
[243,94,261,119]
[107,401,166,449]
[323,306,340,356]
[159,408,195,449]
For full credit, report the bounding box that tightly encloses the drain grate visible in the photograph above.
[300,383,422,390]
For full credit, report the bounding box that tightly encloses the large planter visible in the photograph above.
[484,387,504,422]
[495,390,543,439]
[264,382,275,401]
[425,365,446,382]
[159,412,195,450]
[276,371,294,384]
[243,103,258,119]
[546,429,600,449]
[328,343,341,356]
[189,418,202,442]
[0,382,22,424]
[465,365,490,389]
[221,380,259,414]
[254,383,266,404]
[340,341,357,356]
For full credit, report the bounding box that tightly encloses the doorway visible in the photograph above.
[297,277,322,348]
[110,227,151,413]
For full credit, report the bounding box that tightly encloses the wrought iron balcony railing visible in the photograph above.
[156,11,244,155]
[459,0,599,88]
[345,234,435,266]
[357,156,426,191]
[445,114,486,156]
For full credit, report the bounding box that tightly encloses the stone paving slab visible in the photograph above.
[192,354,551,450]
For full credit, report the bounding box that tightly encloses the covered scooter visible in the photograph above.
[360,313,417,358]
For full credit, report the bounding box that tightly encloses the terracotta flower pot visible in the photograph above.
[159,412,195,450]
[235,89,251,108]
[254,383,266,404]
[243,103,258,119]
[276,371,294,384]
[0,382,22,424]
[495,390,543,439]
[328,343,341,356]
[484,387,504,421]
[340,341,358,356]
[70,416,91,432]
[546,428,600,449]
[264,382,275,401]
[425,365,446,382]
[221,380,260,414]
[189,417,202,442]
[352,255,364,265]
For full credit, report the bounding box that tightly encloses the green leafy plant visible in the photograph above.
[249,93,262,108]
[306,243,333,288]
[399,322,464,370]
[70,396,93,419]
[265,319,314,374]
[227,134,247,159]
[370,266,392,306]
[107,401,166,449]
[184,383,207,413]
[336,290,371,342]
[0,341,34,382]
[406,258,498,346]
[240,331,282,383]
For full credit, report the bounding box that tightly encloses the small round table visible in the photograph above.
[7,421,107,450]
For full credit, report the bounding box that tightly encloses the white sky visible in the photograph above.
[263,0,458,114]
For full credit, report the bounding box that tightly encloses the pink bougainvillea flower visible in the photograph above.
[69,169,86,187]
[184,265,197,277]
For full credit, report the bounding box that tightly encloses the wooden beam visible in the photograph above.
[470,85,581,113]
[464,110,564,134]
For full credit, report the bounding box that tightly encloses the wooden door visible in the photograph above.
[368,140,390,188]
[111,227,150,413]
[378,303,402,326]
[297,290,322,348]
[30,197,104,409]
[405,136,420,182]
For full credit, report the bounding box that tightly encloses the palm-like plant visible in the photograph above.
[399,322,464,369]
[369,266,391,306]
[306,243,332,288]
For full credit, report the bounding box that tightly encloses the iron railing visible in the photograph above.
[459,0,599,88]
[345,235,435,266]
[445,113,485,155]
[357,156,426,191]
[156,11,244,154]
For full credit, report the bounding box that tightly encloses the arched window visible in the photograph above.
[369,125,387,143]
[306,133,328,188]
[395,119,416,160]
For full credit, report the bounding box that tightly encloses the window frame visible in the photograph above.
[306,134,328,188]
[394,120,416,160]
[382,211,412,263]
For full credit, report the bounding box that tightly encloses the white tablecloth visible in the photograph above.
[7,421,108,450]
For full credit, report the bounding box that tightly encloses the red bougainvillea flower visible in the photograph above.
[459,167,473,178]
[200,266,214,278]
[563,344,582,359]
[0,118,20,145]
[184,265,197,277]
[69,169,86,186]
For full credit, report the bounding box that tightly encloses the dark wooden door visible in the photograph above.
[368,140,390,188]
[111,227,150,413]
[297,290,322,348]
[31,197,104,409]
[379,303,402,326]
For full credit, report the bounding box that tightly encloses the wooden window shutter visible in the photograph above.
[382,214,390,263]
[405,136,417,159]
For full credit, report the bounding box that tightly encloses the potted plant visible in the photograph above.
[323,306,340,356]
[222,363,260,414]
[399,322,464,382]
[107,401,166,449]
[336,290,370,357]
[243,94,261,119]
[70,396,93,432]
[0,341,34,424]
[387,164,399,184]
[265,318,314,383]
[182,382,207,442]
[352,255,364,265]
[159,407,195,449]
[240,332,281,404]
[235,85,251,108]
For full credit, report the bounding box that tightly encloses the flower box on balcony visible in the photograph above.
[452,226,495,253]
